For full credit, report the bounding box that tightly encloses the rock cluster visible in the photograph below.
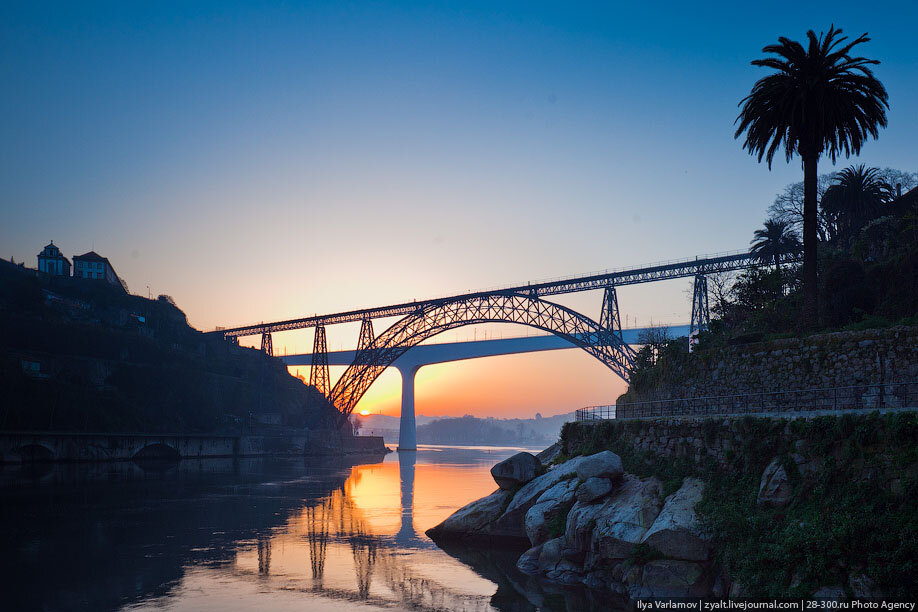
[427,442,888,600]
[427,450,714,598]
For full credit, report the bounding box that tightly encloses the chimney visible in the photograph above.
[896,183,902,198]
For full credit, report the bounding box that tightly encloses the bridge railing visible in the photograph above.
[576,381,918,421]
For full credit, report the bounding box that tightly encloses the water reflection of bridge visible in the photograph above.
[249,451,499,611]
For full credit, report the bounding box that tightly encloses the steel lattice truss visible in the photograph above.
[309,326,330,397]
[260,332,274,357]
[215,250,799,339]
[690,275,710,334]
[327,292,635,419]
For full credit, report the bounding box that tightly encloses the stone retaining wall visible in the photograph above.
[618,326,918,418]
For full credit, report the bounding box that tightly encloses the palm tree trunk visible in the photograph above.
[802,153,819,329]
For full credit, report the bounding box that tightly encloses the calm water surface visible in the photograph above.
[1,445,615,611]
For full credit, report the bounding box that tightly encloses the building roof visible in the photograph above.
[73,250,123,289]
[39,242,70,264]
[73,251,109,263]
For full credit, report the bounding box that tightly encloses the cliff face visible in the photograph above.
[618,326,918,414]
[428,412,918,600]
[0,261,335,433]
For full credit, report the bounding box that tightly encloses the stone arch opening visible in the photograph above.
[132,443,180,461]
[15,444,54,463]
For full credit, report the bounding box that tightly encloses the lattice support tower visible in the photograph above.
[690,275,710,334]
[309,325,331,398]
[600,285,636,363]
[260,332,274,357]
[356,317,375,352]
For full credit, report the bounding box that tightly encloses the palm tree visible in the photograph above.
[820,164,892,244]
[750,219,802,270]
[735,26,888,328]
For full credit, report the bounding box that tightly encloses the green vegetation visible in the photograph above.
[547,502,574,539]
[561,413,918,597]
[628,542,665,565]
[623,163,917,397]
[735,26,889,329]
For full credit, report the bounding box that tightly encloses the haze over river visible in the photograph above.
[1,445,614,611]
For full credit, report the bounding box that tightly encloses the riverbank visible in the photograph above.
[426,410,918,600]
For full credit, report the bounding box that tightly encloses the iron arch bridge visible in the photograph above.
[328,289,634,416]
[214,249,801,427]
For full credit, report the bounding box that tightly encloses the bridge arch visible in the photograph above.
[132,443,180,461]
[14,444,55,463]
[328,293,634,417]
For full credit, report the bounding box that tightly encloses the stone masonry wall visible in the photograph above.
[618,326,918,417]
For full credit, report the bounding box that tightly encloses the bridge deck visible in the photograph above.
[282,325,691,367]
[217,250,796,338]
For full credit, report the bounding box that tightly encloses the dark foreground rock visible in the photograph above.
[491,452,541,490]
[428,449,718,599]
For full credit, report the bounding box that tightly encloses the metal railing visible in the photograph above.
[576,381,918,421]
[576,405,617,421]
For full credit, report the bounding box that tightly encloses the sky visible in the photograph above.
[2,1,917,418]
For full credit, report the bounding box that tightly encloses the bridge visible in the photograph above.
[282,326,690,449]
[215,249,798,450]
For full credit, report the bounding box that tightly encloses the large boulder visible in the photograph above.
[635,560,706,598]
[640,478,710,561]
[491,455,592,540]
[563,498,609,562]
[524,478,579,545]
[537,537,565,573]
[575,477,613,504]
[758,455,810,507]
[491,452,541,490]
[516,544,543,574]
[536,442,563,465]
[575,451,624,482]
[425,489,512,539]
[589,475,664,566]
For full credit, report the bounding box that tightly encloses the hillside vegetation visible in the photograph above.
[0,261,335,433]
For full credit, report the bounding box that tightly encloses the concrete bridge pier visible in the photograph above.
[396,363,421,451]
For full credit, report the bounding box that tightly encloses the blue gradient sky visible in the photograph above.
[2,1,916,417]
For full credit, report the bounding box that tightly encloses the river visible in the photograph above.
[1,445,617,611]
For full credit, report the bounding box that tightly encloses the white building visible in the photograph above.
[73,250,124,290]
[37,241,71,276]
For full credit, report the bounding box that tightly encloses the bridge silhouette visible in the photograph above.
[216,249,797,449]
[282,327,690,449]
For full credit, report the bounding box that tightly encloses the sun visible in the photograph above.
[359,409,370,416]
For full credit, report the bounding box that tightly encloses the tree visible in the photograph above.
[735,26,888,329]
[767,172,838,240]
[750,219,802,270]
[821,164,893,245]
[636,325,671,365]
[876,167,918,198]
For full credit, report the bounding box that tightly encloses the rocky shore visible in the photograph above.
[427,411,917,601]
[427,446,719,599]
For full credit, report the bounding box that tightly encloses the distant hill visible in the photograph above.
[357,411,575,447]
[358,413,438,430]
